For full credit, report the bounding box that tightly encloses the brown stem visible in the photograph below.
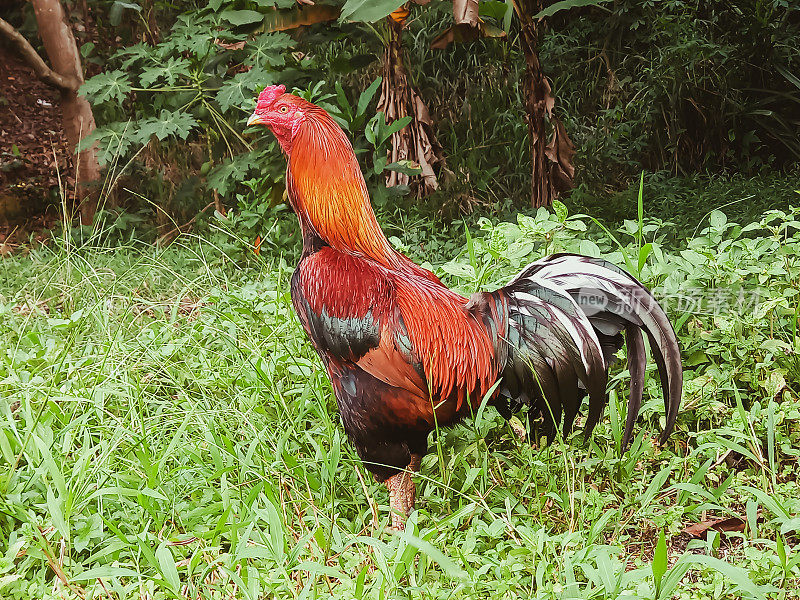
[520,18,551,208]
[515,1,575,208]
[30,0,101,224]
[0,17,79,90]
[142,0,161,44]
[377,14,445,196]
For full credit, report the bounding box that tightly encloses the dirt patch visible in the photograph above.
[0,44,68,248]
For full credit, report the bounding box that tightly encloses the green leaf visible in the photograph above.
[46,486,70,544]
[579,239,601,257]
[255,501,285,562]
[80,70,131,105]
[685,555,769,599]
[385,160,422,176]
[441,261,476,281]
[776,534,787,570]
[709,210,727,230]
[80,41,95,57]
[139,56,192,87]
[658,556,693,599]
[73,567,142,581]
[479,1,511,21]
[155,543,181,593]
[253,0,295,7]
[163,14,217,56]
[335,81,352,121]
[503,0,513,31]
[138,110,198,142]
[532,0,611,19]
[652,528,667,597]
[357,77,382,117]
[245,32,294,68]
[220,9,264,26]
[112,42,151,69]
[638,242,653,272]
[637,171,645,236]
[552,199,568,222]
[78,122,134,166]
[365,114,378,145]
[207,152,257,195]
[339,0,405,23]
[216,67,275,113]
[395,530,467,579]
[109,0,141,26]
[373,154,387,175]
[381,115,412,144]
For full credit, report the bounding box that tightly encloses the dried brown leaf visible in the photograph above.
[453,0,479,26]
[264,4,339,32]
[216,40,246,50]
[379,19,444,195]
[682,516,746,539]
[544,117,575,192]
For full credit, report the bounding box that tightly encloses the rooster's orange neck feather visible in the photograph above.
[287,110,398,267]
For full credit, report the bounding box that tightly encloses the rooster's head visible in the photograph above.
[247,85,311,153]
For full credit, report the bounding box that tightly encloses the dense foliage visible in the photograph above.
[18,0,793,219]
[543,0,800,181]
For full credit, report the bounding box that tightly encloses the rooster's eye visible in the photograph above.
[279,106,289,113]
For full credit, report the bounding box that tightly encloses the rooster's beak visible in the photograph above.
[246,113,262,127]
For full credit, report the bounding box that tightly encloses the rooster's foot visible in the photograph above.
[384,454,421,531]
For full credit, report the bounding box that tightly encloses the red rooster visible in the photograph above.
[247,85,682,530]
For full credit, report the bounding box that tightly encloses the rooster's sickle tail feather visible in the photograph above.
[495,253,682,448]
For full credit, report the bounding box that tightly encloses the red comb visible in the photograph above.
[256,85,286,110]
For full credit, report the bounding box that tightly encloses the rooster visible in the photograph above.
[247,85,682,530]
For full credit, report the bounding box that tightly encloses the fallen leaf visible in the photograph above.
[683,516,746,538]
[453,0,479,26]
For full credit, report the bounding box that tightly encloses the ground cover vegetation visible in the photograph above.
[1,196,800,598]
[1,0,799,597]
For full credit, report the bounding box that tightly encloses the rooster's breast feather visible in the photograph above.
[292,247,391,361]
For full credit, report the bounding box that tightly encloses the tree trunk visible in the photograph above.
[32,0,100,224]
[377,9,444,196]
[516,0,575,208]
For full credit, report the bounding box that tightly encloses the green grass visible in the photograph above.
[1,204,799,599]
[568,171,800,240]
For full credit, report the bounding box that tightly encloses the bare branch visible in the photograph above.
[0,17,79,91]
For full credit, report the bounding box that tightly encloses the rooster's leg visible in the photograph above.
[385,454,421,531]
